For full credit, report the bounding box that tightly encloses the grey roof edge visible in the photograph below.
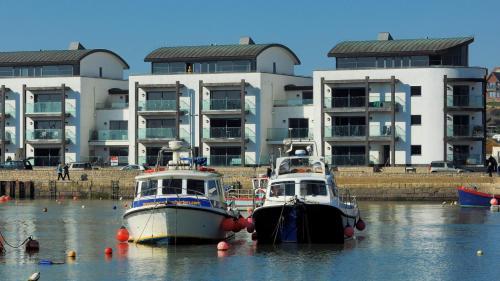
[144,43,301,65]
[327,37,474,58]
[0,49,129,69]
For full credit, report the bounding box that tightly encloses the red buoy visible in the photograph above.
[25,238,40,252]
[246,217,255,233]
[5,195,11,201]
[104,247,113,255]
[490,198,498,206]
[217,241,229,251]
[0,196,6,203]
[356,219,366,231]
[344,225,354,238]
[238,217,248,229]
[116,226,130,243]
[221,218,234,232]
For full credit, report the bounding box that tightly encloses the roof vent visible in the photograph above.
[239,36,255,45]
[377,32,393,41]
[68,42,86,50]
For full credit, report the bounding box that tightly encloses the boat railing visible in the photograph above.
[153,186,215,209]
[338,188,357,208]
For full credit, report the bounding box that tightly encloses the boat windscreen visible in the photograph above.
[187,179,205,195]
[278,158,324,175]
[300,180,327,196]
[270,181,295,197]
[162,178,182,195]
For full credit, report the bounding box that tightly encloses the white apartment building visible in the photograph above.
[128,37,313,167]
[0,42,129,165]
[314,33,487,166]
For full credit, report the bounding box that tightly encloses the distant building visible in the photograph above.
[128,37,312,166]
[486,68,500,103]
[0,42,128,165]
[314,33,487,166]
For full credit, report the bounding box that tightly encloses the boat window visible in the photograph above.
[300,180,327,196]
[135,181,140,196]
[270,181,295,197]
[207,180,218,198]
[162,178,183,194]
[187,179,205,195]
[141,180,158,196]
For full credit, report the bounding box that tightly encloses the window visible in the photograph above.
[141,180,158,196]
[411,145,422,156]
[302,91,313,104]
[411,86,421,96]
[270,181,295,197]
[162,178,182,194]
[272,62,276,74]
[411,115,421,125]
[300,180,327,196]
[99,67,103,78]
[187,179,205,195]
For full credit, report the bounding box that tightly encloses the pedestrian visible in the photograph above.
[63,164,70,181]
[489,156,498,177]
[57,164,64,180]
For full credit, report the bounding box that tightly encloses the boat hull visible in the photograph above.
[457,187,500,207]
[124,205,232,244]
[253,203,358,244]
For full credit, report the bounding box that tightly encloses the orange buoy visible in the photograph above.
[67,250,76,258]
[116,226,130,243]
[104,247,113,255]
[221,218,234,232]
[490,198,498,206]
[355,219,366,231]
[217,241,229,251]
[344,225,354,238]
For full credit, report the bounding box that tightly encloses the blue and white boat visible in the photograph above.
[124,142,238,244]
[252,150,362,244]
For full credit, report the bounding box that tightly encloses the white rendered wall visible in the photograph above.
[314,67,487,165]
[256,47,296,75]
[80,52,126,80]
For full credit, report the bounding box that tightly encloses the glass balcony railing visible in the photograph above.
[32,156,62,166]
[325,125,366,138]
[3,131,13,143]
[138,100,177,111]
[267,128,313,141]
[273,99,313,107]
[446,153,482,165]
[138,127,176,139]
[91,130,128,141]
[447,95,483,108]
[96,102,129,110]
[203,127,241,139]
[203,99,241,110]
[447,125,471,137]
[369,125,393,137]
[324,97,365,108]
[207,155,242,166]
[26,102,61,114]
[325,155,366,166]
[26,129,62,141]
[3,103,15,116]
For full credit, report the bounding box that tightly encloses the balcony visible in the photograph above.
[447,125,483,138]
[138,100,176,111]
[25,102,75,116]
[96,102,129,110]
[1,103,15,117]
[447,95,483,109]
[207,155,242,166]
[267,128,313,141]
[138,127,176,140]
[325,125,366,140]
[446,153,482,166]
[324,97,365,112]
[325,155,366,166]
[203,99,241,110]
[26,129,66,142]
[90,130,128,141]
[273,99,313,107]
[0,131,14,144]
[203,127,241,139]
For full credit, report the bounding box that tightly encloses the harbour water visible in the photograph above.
[1,200,499,281]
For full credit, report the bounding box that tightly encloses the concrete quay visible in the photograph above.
[0,167,497,201]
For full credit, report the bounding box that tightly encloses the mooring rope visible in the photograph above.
[0,228,32,250]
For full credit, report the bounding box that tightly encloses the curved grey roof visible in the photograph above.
[328,37,474,57]
[145,44,301,65]
[0,49,129,68]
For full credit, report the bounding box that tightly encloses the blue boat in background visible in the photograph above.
[457,186,500,207]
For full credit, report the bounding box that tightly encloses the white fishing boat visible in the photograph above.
[252,149,364,244]
[123,141,239,244]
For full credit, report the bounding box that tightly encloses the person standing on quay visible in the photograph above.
[63,164,70,181]
[57,164,64,180]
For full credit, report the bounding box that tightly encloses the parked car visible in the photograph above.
[429,161,464,173]
[0,160,33,170]
[492,134,500,142]
[68,162,96,170]
[120,164,150,171]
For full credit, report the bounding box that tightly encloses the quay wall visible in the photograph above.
[0,167,497,201]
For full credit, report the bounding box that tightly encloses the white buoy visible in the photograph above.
[441,201,446,206]
[28,272,40,281]
[476,250,483,256]
[453,201,457,205]
[81,205,85,209]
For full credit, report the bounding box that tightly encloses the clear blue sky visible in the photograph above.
[2,0,499,76]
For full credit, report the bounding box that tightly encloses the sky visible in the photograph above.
[1,0,499,77]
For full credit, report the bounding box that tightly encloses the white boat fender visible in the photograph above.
[28,272,40,281]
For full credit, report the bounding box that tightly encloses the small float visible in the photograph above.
[456,186,500,207]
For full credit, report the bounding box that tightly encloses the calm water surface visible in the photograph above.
[0,200,499,281]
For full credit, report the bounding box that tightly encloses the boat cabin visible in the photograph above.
[275,156,327,176]
[134,171,226,209]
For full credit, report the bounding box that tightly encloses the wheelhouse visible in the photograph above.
[267,178,336,199]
